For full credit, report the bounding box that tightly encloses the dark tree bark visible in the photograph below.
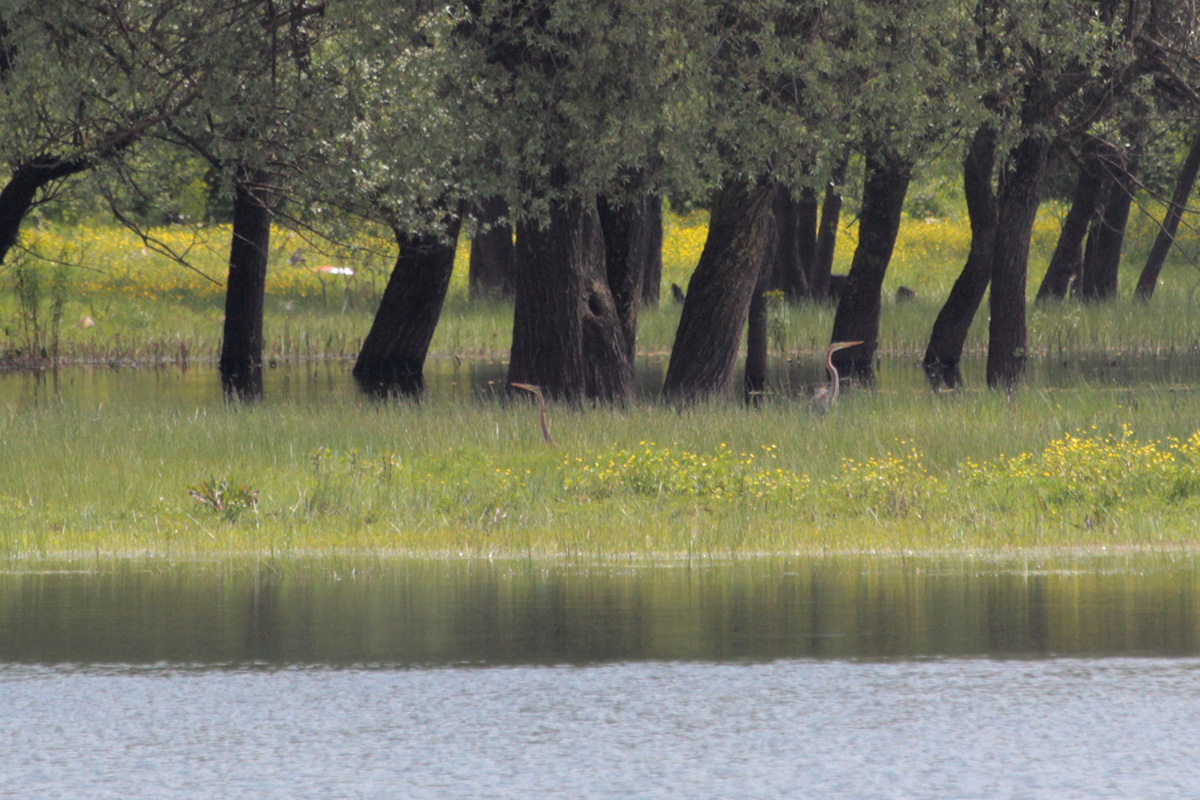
[767,186,815,301]
[662,180,777,403]
[1137,125,1200,299]
[1035,137,1114,302]
[508,193,632,403]
[0,156,91,265]
[598,188,654,363]
[1077,138,1140,301]
[219,166,275,400]
[744,217,778,405]
[641,195,664,307]
[987,135,1051,390]
[828,150,912,383]
[354,214,463,398]
[810,156,848,301]
[923,126,998,389]
[468,195,516,300]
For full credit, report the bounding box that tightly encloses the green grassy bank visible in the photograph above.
[3,383,1200,564]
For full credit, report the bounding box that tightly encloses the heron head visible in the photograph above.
[828,340,864,354]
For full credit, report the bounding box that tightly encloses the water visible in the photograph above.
[3,557,1200,798]
[4,347,1200,411]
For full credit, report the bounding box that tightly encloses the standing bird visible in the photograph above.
[809,341,863,415]
[510,383,553,444]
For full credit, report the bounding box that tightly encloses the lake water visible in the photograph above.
[3,556,1200,798]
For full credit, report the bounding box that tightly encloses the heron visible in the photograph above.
[510,383,553,444]
[809,341,863,415]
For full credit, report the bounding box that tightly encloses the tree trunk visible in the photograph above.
[1136,125,1200,299]
[767,186,814,301]
[744,214,779,404]
[468,195,516,300]
[1077,139,1140,301]
[641,195,664,307]
[508,194,631,403]
[662,180,777,403]
[0,157,90,265]
[829,150,912,382]
[986,135,1050,390]
[923,126,998,389]
[598,190,653,363]
[353,215,463,398]
[1036,137,1113,302]
[810,156,848,301]
[220,166,274,400]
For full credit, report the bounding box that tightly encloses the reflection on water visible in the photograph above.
[3,555,1198,666]
[3,348,1200,410]
[6,557,1200,799]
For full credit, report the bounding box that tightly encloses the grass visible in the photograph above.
[3,199,1200,565]
[3,383,1200,564]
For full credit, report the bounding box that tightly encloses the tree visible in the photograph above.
[459,0,714,403]
[829,149,912,382]
[923,126,998,389]
[0,1,200,266]
[1035,136,1117,302]
[1137,124,1200,299]
[662,180,777,402]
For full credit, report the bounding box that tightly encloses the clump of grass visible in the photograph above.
[188,478,260,523]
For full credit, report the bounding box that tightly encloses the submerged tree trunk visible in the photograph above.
[468,195,516,300]
[1137,125,1200,300]
[829,150,912,382]
[1036,137,1114,302]
[662,180,777,403]
[1077,138,1140,301]
[987,135,1050,389]
[508,194,631,403]
[220,167,274,400]
[810,156,848,301]
[923,126,998,389]
[354,215,463,398]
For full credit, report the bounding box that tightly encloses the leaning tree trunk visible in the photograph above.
[508,193,631,403]
[1077,138,1140,301]
[0,156,91,265]
[986,135,1050,390]
[353,214,463,398]
[468,195,516,300]
[1036,137,1114,302]
[829,150,912,383]
[923,125,998,389]
[662,180,777,403]
[810,156,848,301]
[1137,125,1200,300]
[220,166,274,400]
